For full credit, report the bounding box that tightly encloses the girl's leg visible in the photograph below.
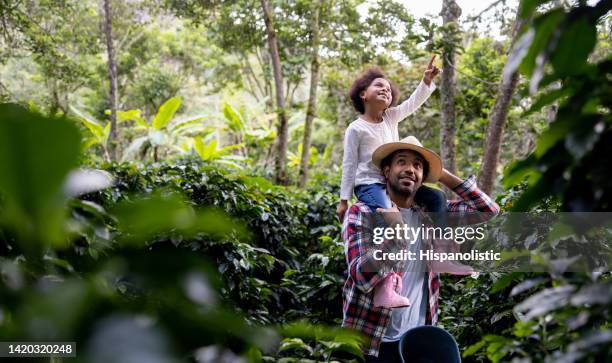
[414,185,447,227]
[356,183,403,229]
[354,183,392,213]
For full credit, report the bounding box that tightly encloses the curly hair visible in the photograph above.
[348,67,400,114]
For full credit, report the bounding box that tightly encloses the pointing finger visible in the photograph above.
[427,54,436,68]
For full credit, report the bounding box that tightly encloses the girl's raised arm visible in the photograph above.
[385,55,441,124]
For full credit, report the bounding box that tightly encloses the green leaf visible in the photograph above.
[111,191,248,245]
[194,137,215,160]
[490,272,523,293]
[219,143,244,155]
[0,103,81,252]
[82,137,98,151]
[278,338,313,354]
[170,116,208,134]
[518,9,565,77]
[490,310,512,324]
[534,115,573,157]
[43,255,75,272]
[550,17,597,76]
[512,320,537,338]
[223,102,246,133]
[502,154,537,189]
[152,97,181,130]
[118,109,148,128]
[70,106,104,138]
[245,346,262,363]
[523,87,572,116]
[463,339,486,357]
[511,175,548,211]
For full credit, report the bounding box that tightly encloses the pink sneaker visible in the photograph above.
[373,273,411,308]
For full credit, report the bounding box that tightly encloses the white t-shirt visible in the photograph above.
[340,80,436,200]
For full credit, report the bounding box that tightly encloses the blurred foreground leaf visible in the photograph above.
[0,103,81,255]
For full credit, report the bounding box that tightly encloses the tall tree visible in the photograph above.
[478,13,526,195]
[298,0,323,188]
[103,0,119,161]
[439,0,461,179]
[260,0,289,184]
[0,1,100,113]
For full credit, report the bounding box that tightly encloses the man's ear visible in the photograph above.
[360,90,366,100]
[383,165,390,179]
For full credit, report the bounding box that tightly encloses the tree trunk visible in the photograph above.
[103,0,119,161]
[331,84,350,164]
[478,15,526,196]
[298,1,322,188]
[439,0,461,184]
[260,0,288,185]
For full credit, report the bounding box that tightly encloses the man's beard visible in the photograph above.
[388,174,419,197]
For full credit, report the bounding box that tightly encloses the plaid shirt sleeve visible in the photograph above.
[342,203,405,294]
[447,175,500,213]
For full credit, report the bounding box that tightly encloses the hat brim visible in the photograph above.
[372,143,443,183]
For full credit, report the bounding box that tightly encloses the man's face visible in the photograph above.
[383,150,425,196]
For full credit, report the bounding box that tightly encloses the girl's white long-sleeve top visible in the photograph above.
[340,80,436,200]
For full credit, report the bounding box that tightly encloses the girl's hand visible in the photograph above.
[423,54,441,86]
[337,200,349,221]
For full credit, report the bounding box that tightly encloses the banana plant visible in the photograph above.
[221,101,276,156]
[192,136,246,169]
[70,106,112,161]
[120,97,213,162]
[287,143,318,169]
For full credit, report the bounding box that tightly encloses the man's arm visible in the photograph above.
[438,169,500,214]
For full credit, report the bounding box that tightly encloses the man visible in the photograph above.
[341,136,499,362]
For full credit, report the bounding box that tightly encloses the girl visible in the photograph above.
[337,56,444,308]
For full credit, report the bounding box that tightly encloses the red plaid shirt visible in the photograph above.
[341,175,499,357]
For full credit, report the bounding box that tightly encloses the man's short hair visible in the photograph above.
[348,67,400,114]
[380,149,430,179]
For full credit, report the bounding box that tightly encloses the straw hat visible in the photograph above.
[372,136,443,183]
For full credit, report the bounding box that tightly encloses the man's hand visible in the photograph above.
[438,168,463,190]
[423,54,441,86]
[376,206,403,228]
[337,200,349,221]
